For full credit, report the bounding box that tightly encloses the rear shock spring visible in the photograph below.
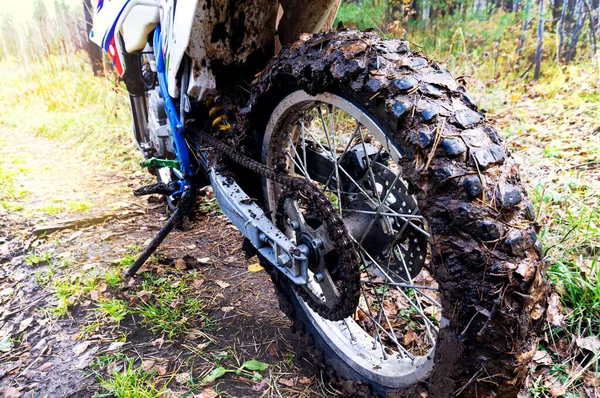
[205,98,231,131]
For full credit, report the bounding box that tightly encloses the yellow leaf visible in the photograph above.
[248,263,263,272]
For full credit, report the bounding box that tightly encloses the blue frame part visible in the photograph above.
[153,26,193,195]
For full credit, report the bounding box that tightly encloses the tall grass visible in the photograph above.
[0,54,137,170]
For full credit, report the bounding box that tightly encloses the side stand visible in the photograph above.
[125,189,195,277]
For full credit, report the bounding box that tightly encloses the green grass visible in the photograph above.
[133,272,210,340]
[0,55,139,172]
[335,1,387,33]
[95,355,166,398]
[0,137,28,210]
[95,299,129,323]
[116,246,142,268]
[103,269,123,289]
[24,251,53,267]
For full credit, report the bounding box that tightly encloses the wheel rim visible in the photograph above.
[263,91,442,388]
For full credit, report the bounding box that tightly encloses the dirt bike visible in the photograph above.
[90,1,549,396]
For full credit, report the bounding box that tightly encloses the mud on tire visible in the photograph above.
[247,29,550,397]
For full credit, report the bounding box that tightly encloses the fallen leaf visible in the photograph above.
[175,259,187,270]
[549,383,566,397]
[175,372,190,384]
[532,349,553,365]
[547,293,566,327]
[266,341,279,357]
[215,280,230,289]
[90,290,99,301]
[404,329,418,346]
[18,317,34,333]
[193,279,205,289]
[156,365,168,376]
[66,230,84,242]
[221,306,234,313]
[136,290,152,300]
[198,387,218,398]
[38,362,53,372]
[279,377,295,387]
[142,360,156,371]
[252,378,269,391]
[576,336,600,353]
[106,342,126,352]
[197,257,211,264]
[151,338,164,348]
[0,387,22,398]
[248,263,263,272]
[72,341,90,356]
[299,376,312,384]
[98,283,108,293]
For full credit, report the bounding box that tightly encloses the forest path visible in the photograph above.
[0,128,328,398]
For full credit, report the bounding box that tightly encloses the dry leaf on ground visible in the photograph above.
[72,341,90,355]
[575,336,600,353]
[532,350,553,365]
[0,387,22,398]
[279,377,295,387]
[215,280,230,288]
[18,317,34,333]
[547,293,566,327]
[198,387,218,398]
[248,263,263,272]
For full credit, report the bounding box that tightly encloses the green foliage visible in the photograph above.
[0,56,139,171]
[132,273,209,340]
[95,356,165,398]
[95,299,129,323]
[24,251,53,267]
[335,1,388,32]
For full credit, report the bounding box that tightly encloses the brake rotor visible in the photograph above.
[338,148,428,281]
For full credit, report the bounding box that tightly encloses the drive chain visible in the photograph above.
[189,128,360,321]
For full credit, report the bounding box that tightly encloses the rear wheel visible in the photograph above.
[249,30,549,397]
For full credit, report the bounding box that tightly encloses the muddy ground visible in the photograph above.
[0,128,340,398]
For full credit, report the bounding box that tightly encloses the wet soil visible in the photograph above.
[0,128,334,398]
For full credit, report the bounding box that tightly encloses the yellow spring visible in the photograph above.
[207,99,231,131]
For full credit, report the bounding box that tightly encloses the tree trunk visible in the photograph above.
[558,0,568,61]
[517,0,533,58]
[584,0,597,55]
[534,0,545,79]
[82,0,104,76]
[566,0,585,63]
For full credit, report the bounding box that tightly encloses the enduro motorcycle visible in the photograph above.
[90,1,549,396]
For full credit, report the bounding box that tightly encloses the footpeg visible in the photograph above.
[133,182,177,197]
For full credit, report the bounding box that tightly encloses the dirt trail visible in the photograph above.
[0,128,330,398]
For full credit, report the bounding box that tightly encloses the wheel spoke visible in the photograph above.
[285,149,311,181]
[342,209,424,219]
[357,244,439,334]
[359,252,424,359]
[358,168,403,245]
[322,124,361,191]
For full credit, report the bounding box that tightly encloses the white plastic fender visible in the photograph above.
[163,0,199,98]
[122,4,160,53]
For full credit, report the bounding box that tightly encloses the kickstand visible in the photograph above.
[125,189,195,277]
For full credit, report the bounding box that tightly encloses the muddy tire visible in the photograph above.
[247,29,549,397]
